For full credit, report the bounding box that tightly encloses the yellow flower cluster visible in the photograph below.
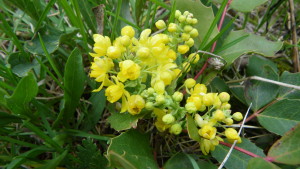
[89,10,243,155]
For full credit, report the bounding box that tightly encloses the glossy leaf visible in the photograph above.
[25,27,78,55]
[268,124,300,165]
[247,158,280,169]
[175,0,219,47]
[258,99,300,136]
[217,30,282,67]
[231,0,268,12]
[6,72,38,117]
[107,130,158,169]
[212,138,265,169]
[81,91,106,131]
[63,48,85,125]
[278,71,300,99]
[245,56,279,111]
[107,112,145,131]
[164,153,200,169]
[186,114,201,142]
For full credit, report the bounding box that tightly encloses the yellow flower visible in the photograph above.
[90,57,114,92]
[153,80,165,94]
[106,46,122,59]
[121,26,135,38]
[187,95,202,110]
[105,76,130,112]
[178,45,189,54]
[154,108,171,132]
[90,34,111,57]
[185,78,196,88]
[198,125,217,140]
[127,95,145,115]
[200,137,220,155]
[191,84,207,95]
[155,20,166,29]
[225,128,239,140]
[117,60,141,82]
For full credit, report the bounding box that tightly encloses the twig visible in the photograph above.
[227,76,300,90]
[219,141,261,158]
[217,103,252,169]
[93,4,105,34]
[288,0,300,72]
[194,0,233,80]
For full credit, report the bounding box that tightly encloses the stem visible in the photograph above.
[219,141,261,158]
[242,99,278,123]
[194,0,233,80]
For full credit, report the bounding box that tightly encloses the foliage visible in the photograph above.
[0,0,299,168]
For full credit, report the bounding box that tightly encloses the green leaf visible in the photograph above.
[0,88,8,108]
[278,71,300,99]
[245,56,279,111]
[81,91,106,131]
[8,52,38,77]
[186,114,201,142]
[258,99,300,136]
[212,138,265,169]
[6,72,38,117]
[175,0,219,47]
[197,160,218,169]
[0,112,21,126]
[36,150,68,169]
[268,124,300,165]
[76,139,108,169]
[164,153,200,169]
[5,146,49,169]
[4,0,43,21]
[107,130,158,169]
[25,27,78,55]
[247,158,280,169]
[231,0,268,12]
[107,112,145,131]
[217,30,282,67]
[62,48,85,125]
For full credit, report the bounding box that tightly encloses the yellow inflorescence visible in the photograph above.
[89,10,243,156]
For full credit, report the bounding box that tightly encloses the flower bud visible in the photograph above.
[186,17,193,24]
[178,45,189,54]
[155,20,166,29]
[228,136,242,144]
[175,10,181,19]
[147,87,155,95]
[184,25,193,32]
[162,114,175,124]
[168,23,177,32]
[203,93,214,106]
[185,38,194,47]
[185,78,196,88]
[106,46,122,59]
[188,53,200,64]
[218,92,230,103]
[121,26,135,38]
[213,109,225,121]
[120,35,131,47]
[221,103,231,110]
[172,91,183,102]
[145,102,154,110]
[170,123,182,135]
[232,112,243,121]
[183,11,189,16]
[155,94,165,105]
[225,128,239,140]
[137,47,150,58]
[192,18,198,25]
[224,118,233,125]
[190,28,199,38]
[181,33,190,41]
[195,114,205,127]
[178,15,186,23]
[185,102,197,113]
[154,80,165,94]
